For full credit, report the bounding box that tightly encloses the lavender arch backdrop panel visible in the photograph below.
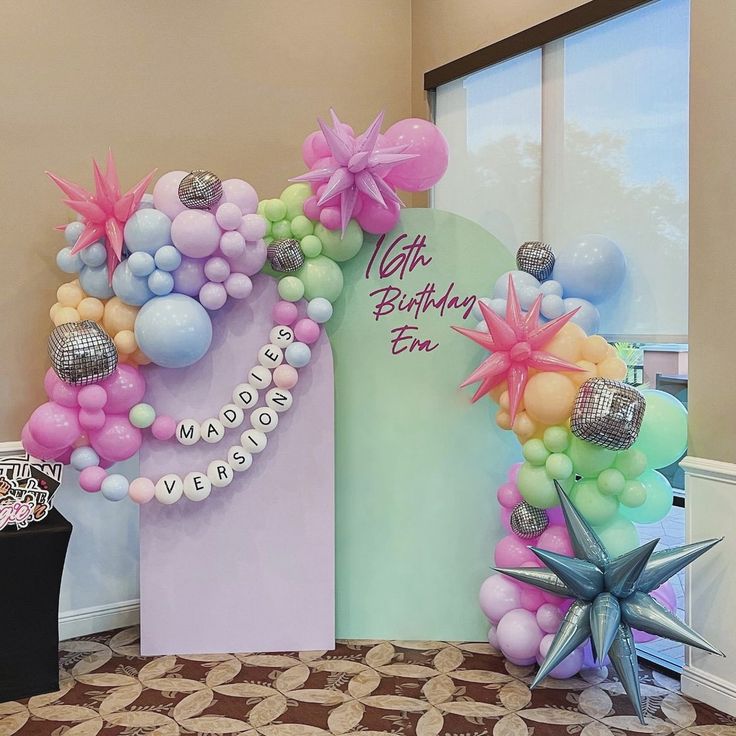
[139,276,334,655]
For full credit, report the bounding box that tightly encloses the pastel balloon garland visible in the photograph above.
[23,112,448,505]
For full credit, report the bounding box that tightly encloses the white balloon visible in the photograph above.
[233,383,259,409]
[241,428,267,453]
[176,419,200,446]
[155,474,183,504]
[207,460,234,488]
[269,325,295,349]
[200,417,225,444]
[266,388,293,412]
[250,407,278,433]
[227,445,253,471]
[219,403,245,429]
[247,365,272,389]
[258,344,283,369]
[183,471,212,502]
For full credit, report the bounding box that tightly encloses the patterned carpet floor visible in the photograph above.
[2,628,735,736]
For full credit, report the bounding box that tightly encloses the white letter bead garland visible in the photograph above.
[207,459,235,487]
[258,344,283,369]
[251,407,279,433]
[227,445,253,471]
[233,384,259,410]
[219,403,245,428]
[266,388,292,412]
[241,428,268,453]
[155,474,184,504]
[177,419,200,446]
[201,418,225,444]
[248,364,272,389]
[183,471,212,502]
[270,325,295,348]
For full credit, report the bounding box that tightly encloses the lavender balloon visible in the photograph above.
[172,256,208,297]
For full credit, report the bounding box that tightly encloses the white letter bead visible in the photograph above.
[233,383,259,409]
[227,445,253,471]
[269,325,295,348]
[200,418,225,444]
[207,459,235,488]
[183,471,212,502]
[241,428,268,453]
[155,474,183,504]
[266,388,293,412]
[250,407,278,433]
[258,344,283,369]
[247,365,272,389]
[176,419,200,446]
[219,403,245,429]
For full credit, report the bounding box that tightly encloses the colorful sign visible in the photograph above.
[0,451,63,530]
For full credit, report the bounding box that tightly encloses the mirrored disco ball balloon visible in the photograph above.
[267,238,305,273]
[48,320,118,385]
[510,501,549,539]
[571,377,645,450]
[178,170,223,209]
[516,241,555,281]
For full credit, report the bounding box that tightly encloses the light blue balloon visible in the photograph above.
[154,245,182,272]
[489,298,507,316]
[64,221,85,247]
[541,293,565,319]
[148,269,174,296]
[123,208,172,254]
[540,279,563,297]
[134,294,213,368]
[56,247,82,273]
[470,297,490,322]
[564,297,600,335]
[138,193,155,210]
[285,342,311,368]
[101,474,130,502]
[70,446,99,471]
[128,251,156,277]
[306,297,333,324]
[493,270,540,299]
[517,285,540,310]
[79,241,107,268]
[79,264,114,299]
[552,235,626,303]
[112,260,154,306]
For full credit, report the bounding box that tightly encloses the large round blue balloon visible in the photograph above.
[134,294,212,368]
[124,208,172,254]
[112,260,155,306]
[552,235,626,304]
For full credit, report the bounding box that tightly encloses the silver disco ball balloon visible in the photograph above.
[48,321,118,386]
[571,377,646,450]
[178,170,223,209]
[267,238,305,273]
[516,241,555,281]
[510,501,549,539]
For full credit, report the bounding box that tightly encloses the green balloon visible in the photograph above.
[280,183,312,220]
[613,448,648,479]
[518,463,572,509]
[632,389,687,469]
[277,276,305,302]
[522,438,549,466]
[568,435,616,478]
[571,478,619,526]
[295,255,344,302]
[264,198,287,223]
[129,402,155,429]
[620,480,646,508]
[291,215,314,240]
[315,221,364,262]
[543,425,570,453]
[619,469,673,524]
[545,452,573,481]
[593,515,641,558]
[300,234,322,258]
[597,468,625,496]
[271,220,292,240]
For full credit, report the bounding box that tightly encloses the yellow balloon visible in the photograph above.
[49,302,62,322]
[581,334,609,364]
[57,281,84,308]
[572,359,597,386]
[114,330,138,355]
[496,409,512,430]
[523,372,577,425]
[53,306,80,326]
[77,297,104,322]
[598,356,627,380]
[103,297,138,334]
[544,322,586,363]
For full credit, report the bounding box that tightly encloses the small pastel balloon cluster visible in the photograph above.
[477,235,627,336]
[481,464,679,675]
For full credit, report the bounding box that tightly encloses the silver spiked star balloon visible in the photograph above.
[496,481,723,724]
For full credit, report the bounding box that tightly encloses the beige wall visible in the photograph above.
[0,0,411,437]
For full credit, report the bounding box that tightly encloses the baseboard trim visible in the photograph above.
[59,599,140,641]
[682,664,736,717]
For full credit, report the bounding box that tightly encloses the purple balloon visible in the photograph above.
[227,239,267,276]
[538,634,584,679]
[172,256,208,297]
[546,506,565,525]
[199,282,228,311]
[497,608,544,661]
[479,574,521,624]
[224,273,253,299]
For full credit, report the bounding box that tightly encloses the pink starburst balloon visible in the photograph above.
[47,150,156,277]
[453,276,583,422]
[291,109,418,235]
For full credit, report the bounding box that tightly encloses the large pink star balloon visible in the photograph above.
[453,276,583,422]
[291,109,418,235]
[47,150,155,276]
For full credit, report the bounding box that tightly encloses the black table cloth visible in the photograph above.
[0,508,72,702]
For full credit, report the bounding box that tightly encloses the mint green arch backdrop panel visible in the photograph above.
[328,209,518,640]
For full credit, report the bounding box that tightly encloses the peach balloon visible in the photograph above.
[103,297,138,334]
[523,373,577,425]
[544,322,586,363]
[598,356,627,380]
[512,411,536,442]
[496,409,512,430]
[581,334,609,363]
[53,306,80,325]
[114,330,138,355]
[77,297,105,322]
[57,281,84,307]
[571,360,597,386]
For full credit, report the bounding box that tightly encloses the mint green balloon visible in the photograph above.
[264,198,287,223]
[522,438,549,466]
[543,425,570,453]
[593,516,641,558]
[277,276,305,302]
[613,448,648,479]
[620,479,646,508]
[597,468,625,496]
[571,478,619,525]
[271,220,292,240]
[129,402,155,429]
[291,215,314,240]
[632,389,687,469]
[619,469,673,524]
[518,463,572,509]
[568,435,616,478]
[315,221,364,262]
[280,183,311,220]
[546,452,573,481]
[300,234,322,258]
[295,255,344,302]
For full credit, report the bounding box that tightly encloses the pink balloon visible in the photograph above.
[51,382,80,408]
[129,477,155,504]
[79,466,107,493]
[302,131,323,168]
[89,415,142,462]
[547,506,565,526]
[537,525,574,556]
[508,462,522,483]
[151,415,176,441]
[28,402,81,450]
[383,118,449,191]
[77,385,107,410]
[356,195,400,235]
[487,624,500,649]
[220,179,258,215]
[319,207,341,231]
[538,634,584,679]
[495,534,537,568]
[152,171,188,220]
[43,368,61,398]
[479,574,521,624]
[500,507,512,534]
[497,609,545,661]
[21,422,64,460]
[100,364,146,414]
[497,481,523,509]
[303,195,321,221]
[518,562,546,612]
[171,210,222,258]
[79,408,105,431]
[536,603,563,634]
